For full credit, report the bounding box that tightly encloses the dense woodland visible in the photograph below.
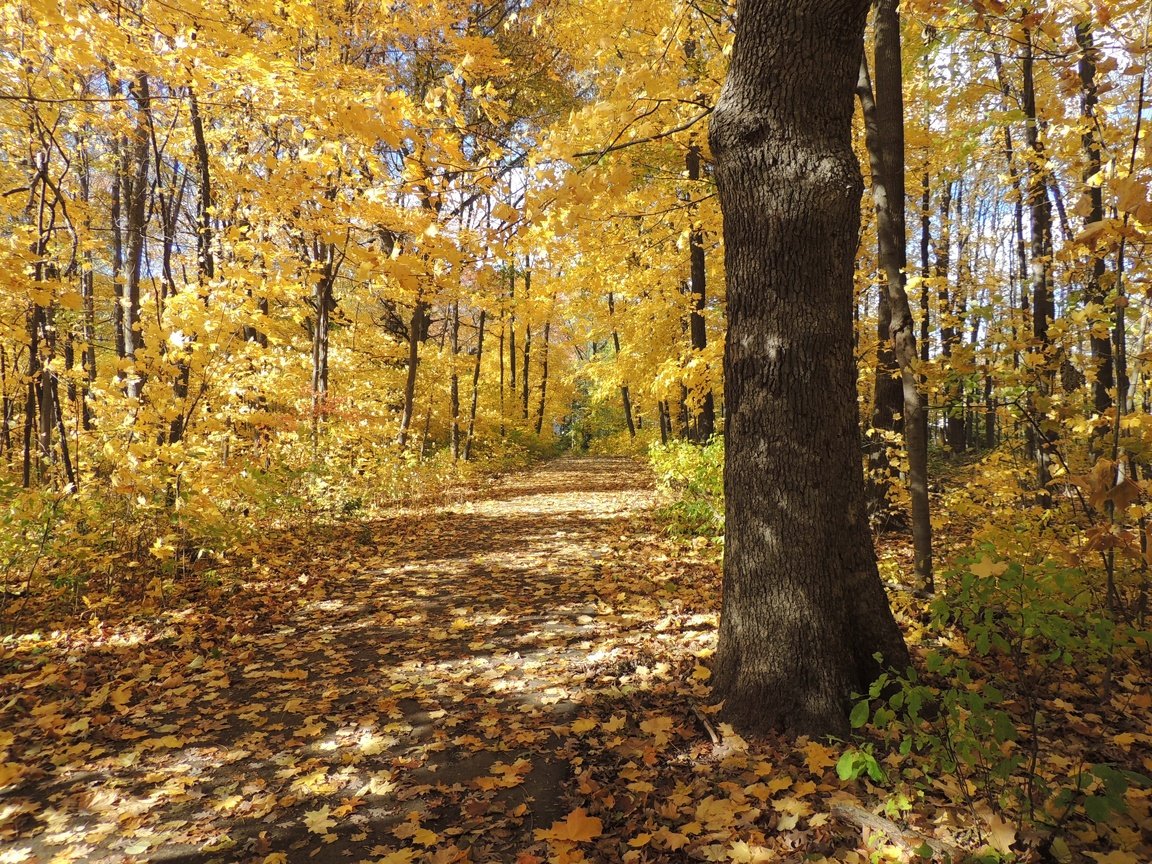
[2,0,1152,861]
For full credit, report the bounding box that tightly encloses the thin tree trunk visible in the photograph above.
[122,72,151,401]
[1022,25,1055,491]
[0,347,11,458]
[397,299,428,448]
[1076,21,1112,420]
[686,142,716,441]
[508,267,516,397]
[919,173,931,365]
[464,310,486,460]
[450,300,461,460]
[941,181,966,455]
[498,298,506,436]
[521,325,532,422]
[608,292,636,438]
[858,17,933,591]
[189,91,215,284]
[534,321,550,435]
[78,135,96,430]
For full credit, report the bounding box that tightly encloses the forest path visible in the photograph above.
[2,457,725,864]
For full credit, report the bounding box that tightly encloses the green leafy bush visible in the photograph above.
[850,546,1149,842]
[649,438,724,539]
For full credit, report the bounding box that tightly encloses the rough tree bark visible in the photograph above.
[709,0,909,737]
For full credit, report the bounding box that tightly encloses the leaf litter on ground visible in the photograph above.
[1,457,1150,863]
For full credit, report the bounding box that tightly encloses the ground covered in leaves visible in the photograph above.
[1,457,1150,863]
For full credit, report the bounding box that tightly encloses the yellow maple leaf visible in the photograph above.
[303,805,335,835]
[970,555,1008,579]
[728,841,774,863]
[534,807,603,843]
[801,741,837,773]
[639,715,675,747]
[1087,853,1141,864]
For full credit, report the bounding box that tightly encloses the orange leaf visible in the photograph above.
[534,807,603,843]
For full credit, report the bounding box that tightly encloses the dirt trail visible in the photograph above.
[3,457,718,864]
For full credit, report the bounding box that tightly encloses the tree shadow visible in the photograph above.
[0,458,697,863]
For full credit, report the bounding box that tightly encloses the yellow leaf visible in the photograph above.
[374,851,418,864]
[801,740,836,773]
[979,807,1015,854]
[492,202,519,222]
[970,556,1008,579]
[639,714,675,746]
[59,291,84,311]
[571,718,597,733]
[727,841,774,863]
[303,805,336,835]
[1087,852,1141,864]
[534,807,603,843]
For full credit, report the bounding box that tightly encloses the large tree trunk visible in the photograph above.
[708,0,909,737]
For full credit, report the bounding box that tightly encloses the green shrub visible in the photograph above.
[649,438,724,539]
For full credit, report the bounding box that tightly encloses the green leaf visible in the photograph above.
[865,754,888,785]
[836,751,861,781]
[1083,794,1114,822]
[850,699,870,729]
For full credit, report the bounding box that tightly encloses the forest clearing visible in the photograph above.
[3,0,1152,861]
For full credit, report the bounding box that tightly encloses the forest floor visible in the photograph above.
[0,457,1147,864]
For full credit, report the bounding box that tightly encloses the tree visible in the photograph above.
[856,0,933,592]
[708,0,909,736]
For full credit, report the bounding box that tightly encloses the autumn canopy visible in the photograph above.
[1,0,1152,861]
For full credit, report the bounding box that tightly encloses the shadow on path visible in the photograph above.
[1,457,700,864]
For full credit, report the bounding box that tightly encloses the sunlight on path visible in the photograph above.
[1,457,722,864]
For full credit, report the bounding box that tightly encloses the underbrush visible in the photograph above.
[649,440,1152,859]
[649,438,724,541]
[0,433,542,635]
[844,449,1152,861]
